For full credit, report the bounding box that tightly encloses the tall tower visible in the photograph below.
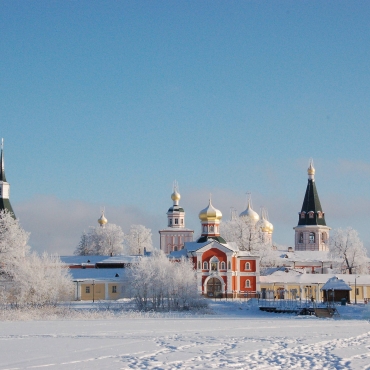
[0,139,15,218]
[197,197,226,244]
[159,182,194,254]
[293,160,330,251]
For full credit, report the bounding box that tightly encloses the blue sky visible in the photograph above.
[1,1,370,254]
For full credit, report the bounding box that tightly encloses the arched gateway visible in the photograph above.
[206,277,223,297]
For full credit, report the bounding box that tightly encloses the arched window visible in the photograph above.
[300,212,305,219]
[203,226,206,233]
[210,225,214,232]
[322,233,326,243]
[308,211,314,219]
[299,232,303,244]
[309,232,315,243]
[210,256,219,271]
[245,262,251,270]
[198,261,201,269]
[228,261,231,270]
[203,261,208,270]
[245,280,251,288]
[221,261,226,270]
[169,219,172,225]
[174,246,178,251]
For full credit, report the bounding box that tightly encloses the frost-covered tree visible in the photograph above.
[329,227,368,274]
[0,209,30,278]
[220,217,276,269]
[74,224,124,256]
[0,209,73,306]
[128,251,204,311]
[124,224,153,255]
[9,253,74,306]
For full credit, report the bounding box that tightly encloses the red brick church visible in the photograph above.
[169,197,260,298]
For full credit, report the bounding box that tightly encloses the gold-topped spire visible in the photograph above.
[308,158,315,179]
[171,180,181,205]
[98,209,108,226]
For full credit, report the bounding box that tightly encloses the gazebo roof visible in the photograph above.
[321,276,352,291]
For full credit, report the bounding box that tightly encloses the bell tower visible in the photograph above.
[0,139,15,218]
[293,160,330,251]
[159,182,194,254]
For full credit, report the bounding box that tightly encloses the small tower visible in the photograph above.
[197,197,226,244]
[293,160,330,251]
[159,182,194,254]
[98,210,108,227]
[0,139,15,218]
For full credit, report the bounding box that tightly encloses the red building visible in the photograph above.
[171,198,260,298]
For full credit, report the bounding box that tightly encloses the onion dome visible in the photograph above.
[199,199,222,221]
[98,211,108,226]
[308,161,315,176]
[240,199,260,222]
[171,190,181,202]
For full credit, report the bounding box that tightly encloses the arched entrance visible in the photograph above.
[206,277,222,297]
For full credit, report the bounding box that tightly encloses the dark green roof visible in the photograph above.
[0,149,6,182]
[0,198,15,219]
[197,235,227,244]
[298,179,326,226]
[167,206,184,213]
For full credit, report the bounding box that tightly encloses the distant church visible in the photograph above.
[0,139,15,217]
[293,160,330,251]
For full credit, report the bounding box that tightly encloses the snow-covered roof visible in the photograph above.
[168,249,188,259]
[60,256,108,265]
[98,255,141,264]
[185,240,238,253]
[260,272,370,285]
[69,268,129,281]
[273,250,335,262]
[321,276,352,291]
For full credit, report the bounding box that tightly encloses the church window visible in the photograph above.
[175,218,178,224]
[322,233,326,243]
[245,262,251,270]
[169,219,172,225]
[245,280,251,288]
[228,261,231,270]
[203,261,208,269]
[308,212,314,219]
[300,212,305,219]
[203,226,206,233]
[112,286,117,293]
[221,261,226,270]
[174,246,178,251]
[85,286,90,294]
[318,211,323,219]
[210,225,214,232]
[299,232,303,244]
[309,232,315,243]
[211,262,218,271]
[198,261,201,269]
[181,219,183,224]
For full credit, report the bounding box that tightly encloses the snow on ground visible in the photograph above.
[1,300,370,370]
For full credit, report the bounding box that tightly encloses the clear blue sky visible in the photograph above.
[1,1,370,254]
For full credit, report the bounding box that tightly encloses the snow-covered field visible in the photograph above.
[1,301,370,370]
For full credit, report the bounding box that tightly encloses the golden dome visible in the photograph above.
[259,213,273,233]
[98,212,108,225]
[171,190,181,202]
[308,161,315,176]
[199,199,222,221]
[240,200,260,222]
